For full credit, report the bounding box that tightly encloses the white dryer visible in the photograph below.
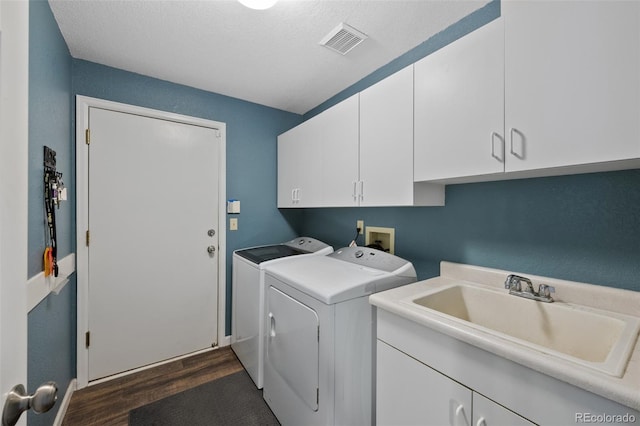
[263,247,417,426]
[231,237,332,389]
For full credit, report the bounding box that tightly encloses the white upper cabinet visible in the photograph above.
[415,2,640,183]
[277,124,301,207]
[357,65,443,207]
[504,0,640,172]
[317,94,360,207]
[278,73,444,208]
[277,118,322,208]
[414,17,505,182]
[278,94,359,208]
[360,66,416,206]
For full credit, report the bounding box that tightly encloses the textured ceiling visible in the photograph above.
[49,0,489,115]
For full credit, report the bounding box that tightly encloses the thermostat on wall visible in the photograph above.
[227,200,240,214]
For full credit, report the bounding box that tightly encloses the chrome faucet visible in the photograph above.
[504,274,555,302]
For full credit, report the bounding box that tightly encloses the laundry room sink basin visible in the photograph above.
[411,284,640,377]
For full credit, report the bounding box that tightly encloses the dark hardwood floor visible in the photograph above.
[62,347,244,426]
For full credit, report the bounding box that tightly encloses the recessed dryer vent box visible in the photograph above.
[365,226,395,254]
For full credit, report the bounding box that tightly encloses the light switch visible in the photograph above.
[229,218,238,231]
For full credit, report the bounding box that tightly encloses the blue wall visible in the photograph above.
[28,0,74,276]
[299,170,640,292]
[72,60,304,334]
[298,0,640,292]
[28,1,75,425]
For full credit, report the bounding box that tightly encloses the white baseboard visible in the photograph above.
[53,378,77,426]
[219,334,231,347]
[27,253,76,312]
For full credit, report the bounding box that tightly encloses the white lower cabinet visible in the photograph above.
[375,309,639,426]
[377,340,533,426]
[472,393,533,426]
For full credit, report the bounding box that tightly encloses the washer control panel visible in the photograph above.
[329,246,410,273]
[284,237,332,254]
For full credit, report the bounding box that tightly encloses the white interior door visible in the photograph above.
[0,0,28,423]
[87,107,220,381]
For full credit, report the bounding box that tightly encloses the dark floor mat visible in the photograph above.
[129,370,280,426]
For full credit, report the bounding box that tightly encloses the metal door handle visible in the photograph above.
[2,382,58,426]
[509,127,525,159]
[491,132,504,162]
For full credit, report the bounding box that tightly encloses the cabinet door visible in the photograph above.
[277,118,322,208]
[295,118,323,207]
[360,66,415,205]
[317,94,359,207]
[472,393,534,426]
[377,340,472,426]
[277,127,300,207]
[504,1,640,172]
[414,18,505,181]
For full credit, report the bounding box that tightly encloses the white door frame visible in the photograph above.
[75,96,227,388]
[0,0,29,422]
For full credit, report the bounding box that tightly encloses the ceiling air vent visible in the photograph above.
[319,23,368,55]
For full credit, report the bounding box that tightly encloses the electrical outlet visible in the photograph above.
[357,220,364,234]
[229,218,238,231]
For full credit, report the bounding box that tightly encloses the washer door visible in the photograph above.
[267,286,319,411]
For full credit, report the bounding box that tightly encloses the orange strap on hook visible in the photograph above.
[43,247,53,277]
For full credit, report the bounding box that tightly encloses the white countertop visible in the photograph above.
[369,262,640,411]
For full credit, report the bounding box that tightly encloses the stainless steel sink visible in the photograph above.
[410,284,640,377]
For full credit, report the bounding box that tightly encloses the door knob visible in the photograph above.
[2,382,58,426]
[207,246,216,254]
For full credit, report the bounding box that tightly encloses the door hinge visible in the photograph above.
[86,230,90,246]
[85,129,91,145]
[85,331,90,348]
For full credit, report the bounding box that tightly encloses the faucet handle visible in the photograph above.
[504,274,518,290]
[505,274,535,292]
[538,284,555,299]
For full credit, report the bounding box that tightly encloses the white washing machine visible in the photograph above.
[262,246,417,426]
[231,237,332,389]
